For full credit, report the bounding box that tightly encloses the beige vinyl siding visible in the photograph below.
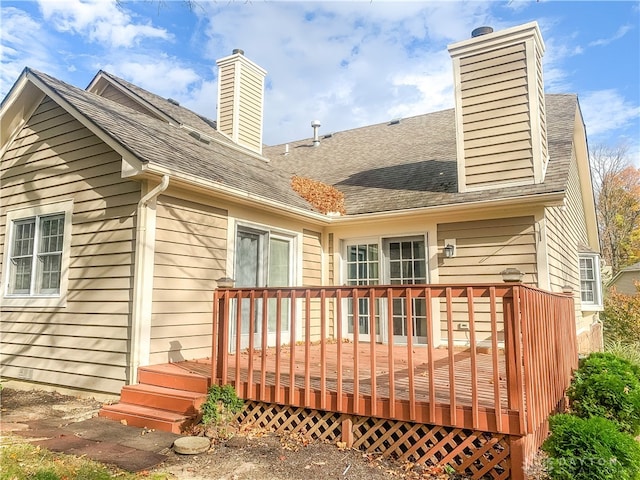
[0,97,138,394]
[460,42,535,189]
[437,216,537,342]
[216,55,264,154]
[217,63,236,137]
[535,49,549,174]
[302,230,322,286]
[236,69,263,152]
[545,151,590,331]
[150,196,228,365]
[97,84,160,119]
[302,229,323,341]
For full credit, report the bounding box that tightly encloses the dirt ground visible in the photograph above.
[0,387,467,480]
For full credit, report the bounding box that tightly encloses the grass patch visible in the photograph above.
[0,437,172,480]
[605,340,640,369]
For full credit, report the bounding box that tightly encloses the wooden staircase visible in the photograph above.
[99,363,210,434]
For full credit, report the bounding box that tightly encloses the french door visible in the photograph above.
[233,227,292,350]
[344,236,427,345]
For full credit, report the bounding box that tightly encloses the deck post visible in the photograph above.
[509,434,527,480]
[504,292,521,413]
[218,288,232,383]
[341,417,354,448]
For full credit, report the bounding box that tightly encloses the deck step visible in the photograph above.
[120,384,207,415]
[138,364,210,393]
[99,402,196,434]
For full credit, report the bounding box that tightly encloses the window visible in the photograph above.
[343,236,428,344]
[579,253,602,309]
[3,201,73,307]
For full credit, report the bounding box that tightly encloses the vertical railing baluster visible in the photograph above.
[467,287,479,430]
[369,287,377,417]
[212,290,219,385]
[352,288,360,414]
[220,291,230,384]
[275,290,283,403]
[260,289,268,401]
[425,287,436,424]
[446,287,457,426]
[235,292,242,393]
[512,286,526,434]
[304,289,311,407]
[289,290,297,405]
[247,290,256,399]
[387,287,395,418]
[320,289,327,410]
[336,289,343,411]
[489,286,503,432]
[406,287,416,421]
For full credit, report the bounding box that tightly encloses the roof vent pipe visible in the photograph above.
[471,26,493,38]
[311,120,321,147]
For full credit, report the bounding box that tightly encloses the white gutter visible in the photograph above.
[136,164,565,227]
[129,175,170,384]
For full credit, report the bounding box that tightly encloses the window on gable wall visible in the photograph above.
[579,253,603,309]
[3,200,73,307]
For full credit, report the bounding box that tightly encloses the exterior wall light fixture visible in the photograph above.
[501,268,524,283]
[444,244,455,258]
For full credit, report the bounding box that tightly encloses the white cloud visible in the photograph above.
[191,1,498,143]
[589,24,633,47]
[580,89,640,137]
[102,56,201,100]
[37,0,170,48]
[0,7,61,97]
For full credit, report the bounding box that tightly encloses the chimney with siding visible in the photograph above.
[448,22,549,193]
[216,49,267,155]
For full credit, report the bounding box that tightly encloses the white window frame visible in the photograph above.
[341,234,430,344]
[2,200,73,308]
[579,253,603,311]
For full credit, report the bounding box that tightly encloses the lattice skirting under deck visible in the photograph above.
[235,401,511,480]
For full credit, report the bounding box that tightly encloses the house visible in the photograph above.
[607,262,640,295]
[1,22,600,479]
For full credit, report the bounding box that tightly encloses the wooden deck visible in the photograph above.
[211,284,577,437]
[103,283,578,479]
[179,342,517,432]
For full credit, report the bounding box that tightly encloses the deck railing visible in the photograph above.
[211,284,577,437]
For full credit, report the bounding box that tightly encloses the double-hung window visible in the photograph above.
[579,253,602,310]
[3,201,72,307]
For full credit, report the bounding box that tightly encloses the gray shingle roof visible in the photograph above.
[29,68,578,217]
[30,69,312,211]
[265,94,578,214]
[93,70,221,138]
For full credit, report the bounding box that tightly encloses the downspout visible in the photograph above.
[129,175,170,384]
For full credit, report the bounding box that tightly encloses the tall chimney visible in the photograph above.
[216,49,267,155]
[448,22,548,192]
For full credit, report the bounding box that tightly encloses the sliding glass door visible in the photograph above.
[232,227,292,350]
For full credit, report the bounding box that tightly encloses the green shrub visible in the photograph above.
[567,352,640,435]
[542,414,640,480]
[201,384,244,426]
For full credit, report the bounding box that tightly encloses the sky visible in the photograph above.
[1,1,639,164]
